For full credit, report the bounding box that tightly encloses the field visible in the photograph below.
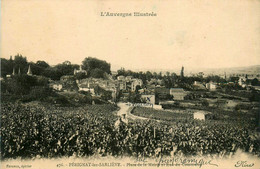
[132,104,259,128]
[1,101,260,159]
[1,102,118,159]
[131,107,194,122]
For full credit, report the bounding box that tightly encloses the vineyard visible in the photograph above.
[132,106,259,127]
[131,107,193,122]
[1,102,260,159]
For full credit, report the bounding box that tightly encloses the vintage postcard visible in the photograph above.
[1,0,260,169]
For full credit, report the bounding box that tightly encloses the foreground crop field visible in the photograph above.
[1,102,260,160]
[1,103,118,159]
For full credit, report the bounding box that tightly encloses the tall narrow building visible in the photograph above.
[18,67,21,75]
[27,65,32,76]
[12,68,15,75]
[180,66,184,78]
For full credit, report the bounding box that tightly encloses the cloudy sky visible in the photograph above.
[1,0,260,71]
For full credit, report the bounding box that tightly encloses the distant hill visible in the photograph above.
[200,65,260,76]
[129,65,260,77]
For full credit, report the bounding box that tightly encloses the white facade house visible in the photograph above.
[117,80,127,90]
[78,86,95,95]
[131,79,143,91]
[193,81,206,90]
[170,88,186,100]
[74,65,87,75]
[117,75,125,81]
[194,111,206,120]
[77,83,95,95]
[53,84,63,91]
[238,77,247,87]
[153,105,163,110]
[194,81,199,85]
[125,76,133,82]
[206,82,217,91]
[49,82,63,91]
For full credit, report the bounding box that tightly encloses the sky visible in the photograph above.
[1,0,260,72]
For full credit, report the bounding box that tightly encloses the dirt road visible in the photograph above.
[116,102,148,120]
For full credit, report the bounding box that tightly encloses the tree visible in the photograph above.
[42,67,62,80]
[55,61,79,76]
[60,76,78,91]
[230,76,239,83]
[1,58,13,77]
[14,54,28,73]
[36,61,49,68]
[249,90,260,102]
[128,91,141,103]
[137,72,147,85]
[251,78,259,86]
[90,68,105,78]
[145,71,153,81]
[26,86,55,102]
[1,55,51,77]
[117,68,126,76]
[201,100,209,107]
[153,72,158,78]
[158,72,162,79]
[30,62,45,75]
[4,75,37,95]
[36,76,49,86]
[206,75,226,83]
[101,90,112,101]
[74,72,87,80]
[1,54,28,76]
[135,85,142,93]
[162,75,175,88]
[82,57,111,77]
[14,54,27,66]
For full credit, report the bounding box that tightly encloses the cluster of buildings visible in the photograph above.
[193,81,217,91]
[116,75,143,91]
[50,68,146,102]
[6,64,259,109]
[49,66,193,108]
[193,75,260,91]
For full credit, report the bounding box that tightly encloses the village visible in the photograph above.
[1,55,260,161]
[44,64,259,120]
[3,55,259,121]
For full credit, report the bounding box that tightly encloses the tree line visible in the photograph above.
[1,54,111,80]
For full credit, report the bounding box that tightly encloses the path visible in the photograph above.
[116,102,148,120]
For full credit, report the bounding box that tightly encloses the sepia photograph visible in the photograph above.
[1,0,260,169]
